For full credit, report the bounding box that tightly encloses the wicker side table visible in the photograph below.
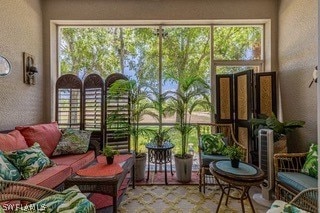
[209,160,264,213]
[64,154,135,212]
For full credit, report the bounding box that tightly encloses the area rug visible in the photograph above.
[117,185,267,213]
[136,171,199,186]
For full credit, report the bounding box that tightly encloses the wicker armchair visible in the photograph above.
[268,187,318,213]
[289,187,318,213]
[273,152,309,201]
[197,123,247,193]
[0,180,58,204]
[0,180,96,212]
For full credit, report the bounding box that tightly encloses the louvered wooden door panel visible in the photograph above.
[56,74,82,129]
[105,73,130,152]
[83,74,104,147]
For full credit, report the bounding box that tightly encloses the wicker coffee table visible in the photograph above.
[64,154,135,212]
[209,160,264,213]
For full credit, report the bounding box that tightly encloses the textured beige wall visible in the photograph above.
[278,0,318,152]
[42,0,279,121]
[0,0,43,130]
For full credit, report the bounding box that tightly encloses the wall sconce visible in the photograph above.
[23,52,38,85]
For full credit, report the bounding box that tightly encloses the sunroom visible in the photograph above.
[0,0,318,212]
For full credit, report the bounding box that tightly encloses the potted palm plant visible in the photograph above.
[108,78,156,181]
[151,127,171,146]
[165,74,211,182]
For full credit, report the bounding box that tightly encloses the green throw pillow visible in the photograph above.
[0,151,21,181]
[301,144,318,178]
[4,143,54,179]
[201,133,226,155]
[52,129,92,156]
[14,185,95,213]
[269,200,308,213]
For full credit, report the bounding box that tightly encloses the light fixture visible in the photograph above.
[23,52,38,85]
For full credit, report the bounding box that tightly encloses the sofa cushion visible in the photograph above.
[15,122,62,157]
[14,185,95,213]
[201,133,226,155]
[22,165,71,189]
[0,151,21,181]
[52,129,92,156]
[0,130,28,151]
[277,172,318,192]
[301,144,318,178]
[4,143,54,179]
[51,150,95,173]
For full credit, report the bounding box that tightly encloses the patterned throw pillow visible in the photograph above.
[201,133,226,155]
[268,200,308,213]
[52,129,92,156]
[4,143,54,179]
[301,144,318,178]
[0,151,21,181]
[14,185,95,213]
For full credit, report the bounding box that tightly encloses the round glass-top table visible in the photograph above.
[145,141,174,185]
[209,160,265,213]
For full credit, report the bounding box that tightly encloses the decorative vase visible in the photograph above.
[231,159,240,168]
[106,156,114,164]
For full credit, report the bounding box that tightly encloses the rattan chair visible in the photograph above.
[197,123,247,193]
[0,180,97,212]
[0,180,58,204]
[289,187,318,213]
[273,152,309,200]
[268,187,318,213]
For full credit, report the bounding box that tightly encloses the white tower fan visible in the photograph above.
[252,129,275,207]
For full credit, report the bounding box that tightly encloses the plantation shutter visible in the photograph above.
[55,74,82,129]
[83,74,104,147]
[105,73,131,152]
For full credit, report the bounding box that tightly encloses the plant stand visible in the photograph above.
[146,142,174,185]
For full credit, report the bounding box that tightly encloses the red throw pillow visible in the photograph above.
[0,130,28,151]
[15,122,62,157]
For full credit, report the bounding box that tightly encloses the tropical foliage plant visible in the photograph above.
[251,113,305,141]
